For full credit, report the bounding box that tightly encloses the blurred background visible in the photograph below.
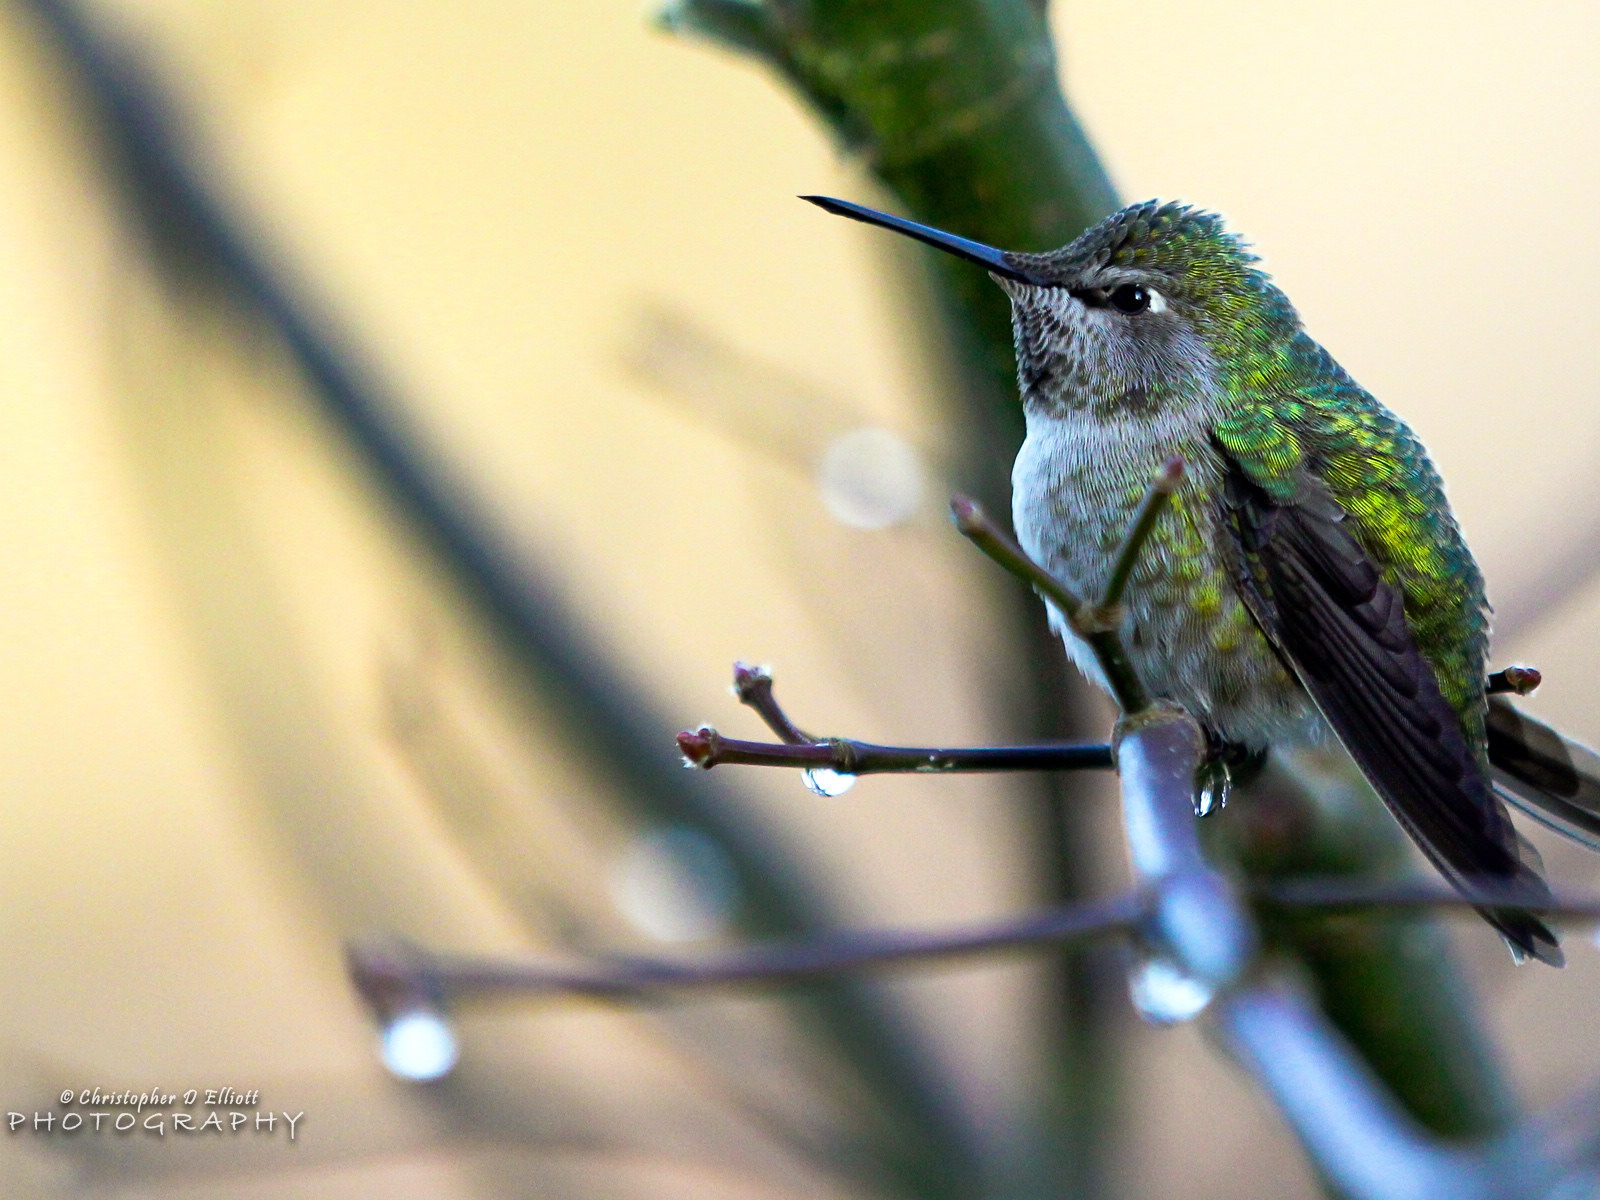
[0,2,1598,1197]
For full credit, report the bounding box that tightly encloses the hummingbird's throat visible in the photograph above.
[1010,289,1218,421]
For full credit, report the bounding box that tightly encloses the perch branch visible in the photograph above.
[349,892,1147,1004]
[678,726,1113,774]
[349,878,1600,1010]
[1115,704,1253,989]
[1217,985,1496,1200]
[684,662,1113,774]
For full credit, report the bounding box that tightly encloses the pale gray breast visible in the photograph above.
[1011,405,1217,593]
[1010,407,1313,747]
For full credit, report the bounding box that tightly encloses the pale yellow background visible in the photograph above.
[0,2,1596,1198]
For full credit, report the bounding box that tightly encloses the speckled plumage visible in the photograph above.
[805,191,1590,963]
[993,200,1567,962]
[1004,201,1488,756]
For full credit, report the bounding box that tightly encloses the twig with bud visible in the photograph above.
[679,663,1113,774]
[678,724,1113,774]
[346,880,1600,1011]
[1487,666,1543,696]
[952,456,1184,715]
[676,460,1187,780]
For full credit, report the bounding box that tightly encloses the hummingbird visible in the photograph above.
[805,193,1600,965]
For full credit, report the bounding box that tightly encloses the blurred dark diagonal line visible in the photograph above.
[12,0,988,1194]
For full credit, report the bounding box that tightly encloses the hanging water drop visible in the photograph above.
[802,767,857,797]
[381,1008,460,1081]
[1128,956,1215,1025]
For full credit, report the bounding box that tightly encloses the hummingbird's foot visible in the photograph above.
[1192,737,1267,817]
[1109,699,1193,764]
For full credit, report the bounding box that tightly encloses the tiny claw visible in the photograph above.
[677,726,718,768]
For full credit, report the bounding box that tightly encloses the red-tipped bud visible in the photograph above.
[949,494,985,534]
[1489,665,1543,696]
[676,726,719,768]
[731,661,772,701]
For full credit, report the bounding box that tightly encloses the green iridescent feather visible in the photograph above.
[1081,202,1490,751]
[1212,332,1490,755]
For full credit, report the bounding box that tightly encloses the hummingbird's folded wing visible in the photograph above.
[1487,696,1600,851]
[1220,459,1563,965]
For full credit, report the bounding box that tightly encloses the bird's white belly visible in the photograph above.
[1011,409,1317,748]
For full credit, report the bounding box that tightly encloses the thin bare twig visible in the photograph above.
[688,659,1547,779]
[951,459,1185,715]
[948,494,1087,617]
[347,877,1600,1014]
[1487,666,1543,696]
[678,725,1114,774]
[690,460,1184,783]
[349,892,1148,1005]
[1096,455,1186,614]
[682,663,1114,774]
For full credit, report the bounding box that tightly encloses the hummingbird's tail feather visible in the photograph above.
[1497,917,1564,967]
[1488,696,1600,852]
[1488,831,1565,967]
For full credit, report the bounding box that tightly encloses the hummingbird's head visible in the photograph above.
[1000,201,1298,416]
[803,196,1299,420]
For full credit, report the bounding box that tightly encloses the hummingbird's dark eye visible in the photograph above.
[1108,283,1151,315]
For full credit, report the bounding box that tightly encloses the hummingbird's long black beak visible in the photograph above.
[801,196,1052,287]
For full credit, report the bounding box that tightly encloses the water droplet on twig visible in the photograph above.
[1128,956,1215,1025]
[381,1009,459,1081]
[802,767,857,797]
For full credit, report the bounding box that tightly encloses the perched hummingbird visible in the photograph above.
[806,193,1600,965]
